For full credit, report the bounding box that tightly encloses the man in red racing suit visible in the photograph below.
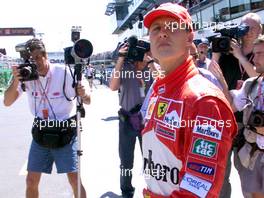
[142,3,237,198]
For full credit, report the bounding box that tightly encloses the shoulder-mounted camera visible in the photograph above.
[211,23,249,53]
[113,35,150,62]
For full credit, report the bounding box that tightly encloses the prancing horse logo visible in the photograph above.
[157,102,168,118]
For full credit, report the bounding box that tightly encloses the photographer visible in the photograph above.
[210,12,262,198]
[85,64,94,90]
[213,13,262,89]
[109,37,158,198]
[212,34,264,198]
[3,38,89,198]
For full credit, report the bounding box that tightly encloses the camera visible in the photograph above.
[64,26,93,64]
[64,39,93,64]
[113,35,150,62]
[247,110,264,128]
[15,43,39,81]
[127,36,150,62]
[211,23,249,53]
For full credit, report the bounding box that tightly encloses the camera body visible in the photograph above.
[248,110,264,128]
[126,36,150,62]
[211,36,231,53]
[15,43,39,81]
[17,63,39,81]
[212,24,249,53]
[113,36,150,62]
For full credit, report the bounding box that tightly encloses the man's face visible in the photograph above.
[242,19,262,42]
[149,17,193,62]
[31,49,47,69]
[197,43,208,57]
[253,43,264,73]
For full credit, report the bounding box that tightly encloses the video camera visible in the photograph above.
[15,42,39,81]
[211,23,249,53]
[113,35,150,62]
[64,26,93,64]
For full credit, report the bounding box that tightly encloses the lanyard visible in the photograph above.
[37,76,51,108]
[34,73,57,119]
[239,54,254,80]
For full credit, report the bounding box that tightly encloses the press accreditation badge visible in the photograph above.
[42,108,49,119]
[145,97,157,120]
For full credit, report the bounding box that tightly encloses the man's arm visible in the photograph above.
[230,40,258,77]
[174,97,237,198]
[3,67,21,106]
[109,44,128,91]
[76,84,91,105]
[109,56,125,91]
[208,60,237,111]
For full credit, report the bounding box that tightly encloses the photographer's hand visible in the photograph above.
[109,45,128,91]
[118,44,128,58]
[230,40,243,60]
[208,60,236,111]
[12,66,22,83]
[230,39,258,77]
[76,84,90,105]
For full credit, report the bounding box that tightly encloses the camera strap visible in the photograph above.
[246,74,263,111]
[257,76,264,111]
[63,65,76,102]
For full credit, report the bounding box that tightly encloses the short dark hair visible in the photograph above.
[26,38,46,54]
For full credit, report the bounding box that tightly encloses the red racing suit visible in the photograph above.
[142,57,237,198]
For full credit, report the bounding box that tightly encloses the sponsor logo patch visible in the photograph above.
[158,84,165,94]
[193,116,223,140]
[191,137,218,159]
[53,92,60,96]
[143,149,181,185]
[164,110,181,128]
[186,156,216,181]
[145,97,157,120]
[154,97,183,129]
[180,173,212,198]
[163,99,183,129]
[157,102,168,118]
[155,123,176,141]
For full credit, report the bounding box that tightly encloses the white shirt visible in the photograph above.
[18,64,77,120]
[231,78,264,148]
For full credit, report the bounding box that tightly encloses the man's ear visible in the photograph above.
[187,32,194,47]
